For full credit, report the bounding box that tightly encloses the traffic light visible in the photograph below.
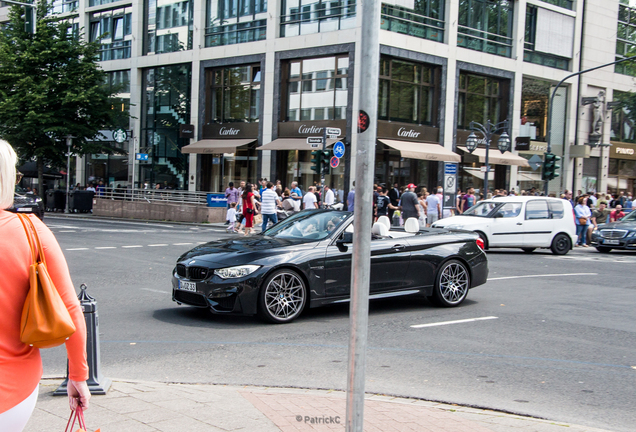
[310,150,321,175]
[24,5,35,34]
[542,152,561,181]
[320,150,330,176]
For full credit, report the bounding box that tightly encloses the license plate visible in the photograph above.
[179,281,197,292]
[17,208,32,212]
[603,239,620,245]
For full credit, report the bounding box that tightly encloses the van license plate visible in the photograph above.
[180,281,197,291]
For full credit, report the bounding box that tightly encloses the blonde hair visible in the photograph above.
[0,140,17,209]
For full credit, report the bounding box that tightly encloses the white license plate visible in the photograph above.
[603,239,620,245]
[179,281,197,292]
[17,208,32,212]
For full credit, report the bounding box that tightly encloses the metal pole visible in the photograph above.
[65,136,72,213]
[346,0,380,430]
[544,55,636,196]
[483,123,490,195]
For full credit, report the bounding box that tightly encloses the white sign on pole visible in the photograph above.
[326,127,341,136]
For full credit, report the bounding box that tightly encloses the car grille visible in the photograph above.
[14,196,35,205]
[176,264,186,277]
[188,266,209,280]
[599,229,628,239]
[174,290,208,307]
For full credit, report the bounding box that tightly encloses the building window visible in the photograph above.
[281,0,356,37]
[611,91,636,143]
[380,1,444,43]
[208,65,261,123]
[145,0,193,55]
[89,0,121,6]
[616,2,636,76]
[457,0,513,58]
[90,7,132,61]
[140,64,192,190]
[538,0,572,10]
[205,0,267,47]
[377,57,438,125]
[105,70,131,115]
[50,0,78,14]
[457,72,508,129]
[524,5,570,70]
[283,56,349,121]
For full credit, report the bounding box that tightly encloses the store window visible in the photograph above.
[457,72,508,129]
[145,0,193,55]
[206,0,267,47]
[281,0,356,37]
[611,91,636,143]
[283,56,349,121]
[524,5,570,71]
[140,64,192,189]
[104,70,131,114]
[457,0,513,58]
[209,65,261,123]
[90,7,132,61]
[378,57,438,125]
[521,78,552,142]
[380,0,444,43]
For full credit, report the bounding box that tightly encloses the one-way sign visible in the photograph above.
[326,127,341,136]
[307,137,323,144]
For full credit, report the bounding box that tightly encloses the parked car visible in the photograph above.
[432,196,577,255]
[172,210,488,323]
[590,209,636,252]
[8,187,44,220]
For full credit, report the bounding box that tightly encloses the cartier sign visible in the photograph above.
[202,122,259,139]
[219,127,241,136]
[397,127,421,138]
[278,120,347,138]
[377,121,438,142]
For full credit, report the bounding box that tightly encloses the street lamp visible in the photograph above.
[463,120,510,195]
[65,136,72,214]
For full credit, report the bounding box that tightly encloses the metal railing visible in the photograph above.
[94,187,217,206]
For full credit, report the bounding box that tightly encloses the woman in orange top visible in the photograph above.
[0,140,91,431]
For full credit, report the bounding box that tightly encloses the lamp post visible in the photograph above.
[65,136,72,214]
[464,120,510,195]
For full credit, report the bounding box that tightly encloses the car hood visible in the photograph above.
[177,236,318,266]
[597,220,636,230]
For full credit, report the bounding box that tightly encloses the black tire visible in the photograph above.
[257,269,307,324]
[550,233,571,255]
[476,231,489,250]
[522,248,536,253]
[429,259,470,307]
[596,246,612,253]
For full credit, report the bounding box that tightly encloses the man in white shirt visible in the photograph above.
[303,186,318,209]
[260,182,281,232]
[425,191,441,226]
[323,185,335,208]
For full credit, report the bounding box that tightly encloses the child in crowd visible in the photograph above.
[226,202,238,233]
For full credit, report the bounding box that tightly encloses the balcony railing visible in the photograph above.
[205,20,266,47]
[457,26,512,58]
[380,4,444,43]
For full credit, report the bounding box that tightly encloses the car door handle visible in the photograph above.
[392,244,405,250]
[517,222,523,225]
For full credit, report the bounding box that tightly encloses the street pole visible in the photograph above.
[322,126,327,192]
[483,123,491,195]
[345,0,380,430]
[544,55,636,196]
[65,136,72,214]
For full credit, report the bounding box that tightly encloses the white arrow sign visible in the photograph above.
[326,127,341,136]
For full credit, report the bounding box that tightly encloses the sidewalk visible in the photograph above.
[27,379,611,432]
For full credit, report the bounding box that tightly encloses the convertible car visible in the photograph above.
[172,210,488,323]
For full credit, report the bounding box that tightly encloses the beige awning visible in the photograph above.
[181,139,255,154]
[379,139,461,162]
[458,147,530,167]
[517,171,542,182]
[257,138,338,151]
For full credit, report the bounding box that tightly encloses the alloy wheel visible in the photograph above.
[438,262,469,305]
[263,271,305,322]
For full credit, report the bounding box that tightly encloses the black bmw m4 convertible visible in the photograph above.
[172,210,488,323]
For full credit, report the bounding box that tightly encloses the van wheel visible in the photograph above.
[550,234,571,255]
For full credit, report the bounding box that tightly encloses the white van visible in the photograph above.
[432,196,577,254]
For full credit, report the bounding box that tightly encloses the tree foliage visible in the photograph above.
[0,0,129,191]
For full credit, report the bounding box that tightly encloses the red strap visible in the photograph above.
[65,409,78,432]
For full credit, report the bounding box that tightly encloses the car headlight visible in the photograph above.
[34,197,42,203]
[627,231,636,238]
[214,265,261,279]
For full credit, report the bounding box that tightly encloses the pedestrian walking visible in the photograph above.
[0,140,91,431]
[388,182,400,221]
[290,182,302,203]
[399,184,420,222]
[226,202,238,233]
[241,184,258,236]
[224,182,240,225]
[574,196,592,247]
[261,182,281,232]
[323,185,335,208]
[425,188,441,226]
[303,186,318,209]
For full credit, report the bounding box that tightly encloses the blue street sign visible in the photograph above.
[135,153,149,161]
[333,141,345,158]
[444,163,457,175]
[206,193,227,208]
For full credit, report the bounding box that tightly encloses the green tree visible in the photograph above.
[0,0,129,194]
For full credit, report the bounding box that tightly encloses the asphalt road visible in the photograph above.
[40,216,636,432]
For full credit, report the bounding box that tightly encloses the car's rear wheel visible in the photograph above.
[550,233,571,255]
[522,248,536,253]
[429,260,470,307]
[596,246,612,253]
[258,269,307,324]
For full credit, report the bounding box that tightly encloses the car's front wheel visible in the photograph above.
[550,233,571,255]
[258,269,307,324]
[596,246,612,253]
[429,259,470,307]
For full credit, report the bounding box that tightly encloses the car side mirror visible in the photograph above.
[493,212,504,218]
[336,232,353,251]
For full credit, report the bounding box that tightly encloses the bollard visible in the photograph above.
[54,284,111,395]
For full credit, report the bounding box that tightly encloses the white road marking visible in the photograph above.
[173,243,193,246]
[141,288,170,294]
[148,244,168,247]
[95,247,117,250]
[65,248,89,251]
[58,230,76,233]
[122,245,143,248]
[411,316,498,329]
[488,273,597,281]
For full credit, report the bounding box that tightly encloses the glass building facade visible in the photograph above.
[380,0,444,43]
[90,6,133,61]
[457,0,513,58]
[280,0,356,37]
[205,0,267,47]
[145,0,193,54]
[524,5,570,71]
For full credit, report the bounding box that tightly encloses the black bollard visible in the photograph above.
[54,284,111,395]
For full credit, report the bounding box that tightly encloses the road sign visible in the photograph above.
[135,153,149,161]
[326,127,341,136]
[480,166,487,172]
[330,156,340,168]
[445,175,455,190]
[328,135,339,139]
[528,154,543,171]
[444,163,457,175]
[307,137,322,144]
[333,141,345,158]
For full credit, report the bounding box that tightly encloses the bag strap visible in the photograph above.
[17,214,47,266]
[17,214,37,266]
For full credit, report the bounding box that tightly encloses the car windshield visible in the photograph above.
[462,201,500,217]
[622,210,636,222]
[262,211,350,241]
